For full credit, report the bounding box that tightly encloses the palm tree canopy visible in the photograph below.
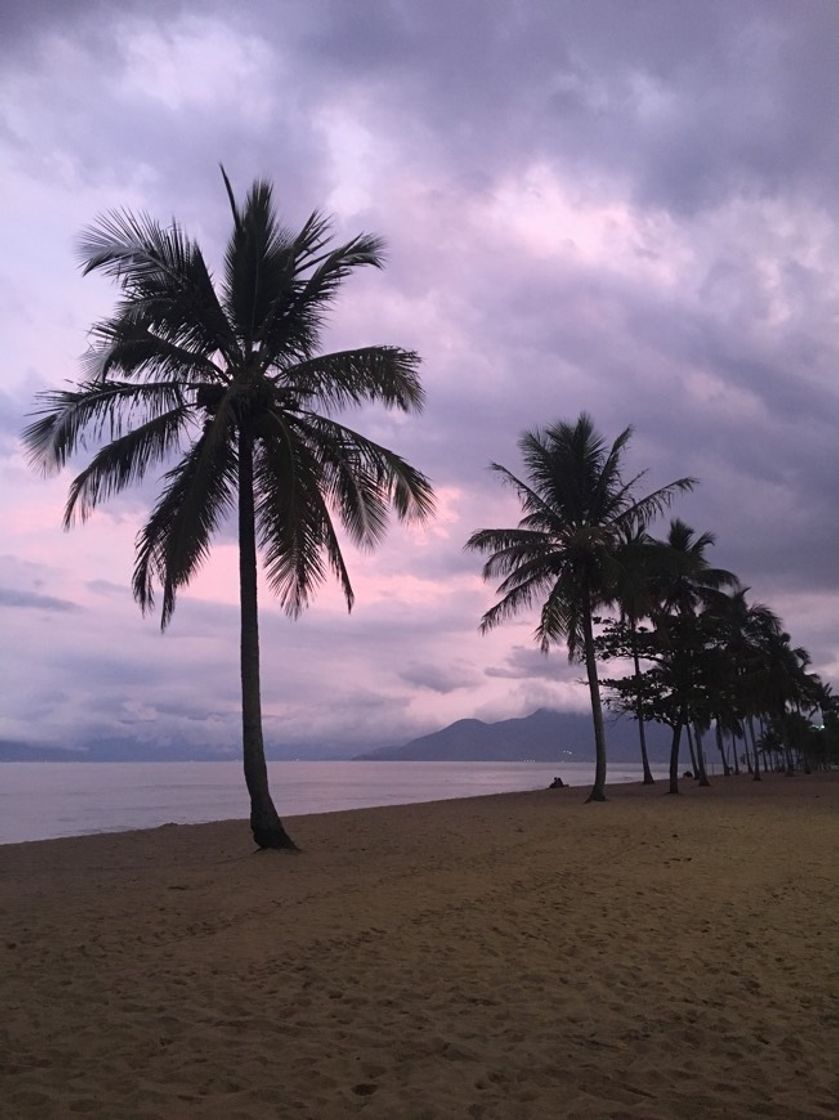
[651,518,739,616]
[465,413,695,655]
[23,170,435,626]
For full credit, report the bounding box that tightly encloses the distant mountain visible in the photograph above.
[355,708,671,763]
[0,738,360,763]
[1,711,672,764]
[0,740,87,762]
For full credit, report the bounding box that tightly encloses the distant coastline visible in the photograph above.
[1,707,671,765]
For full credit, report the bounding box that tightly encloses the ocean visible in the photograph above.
[0,760,667,844]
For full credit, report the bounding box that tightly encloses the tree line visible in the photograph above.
[23,173,835,849]
[467,416,838,803]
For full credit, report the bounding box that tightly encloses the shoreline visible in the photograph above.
[0,766,822,847]
[0,759,668,847]
[3,774,838,1118]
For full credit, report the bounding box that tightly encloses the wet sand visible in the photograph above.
[2,773,838,1119]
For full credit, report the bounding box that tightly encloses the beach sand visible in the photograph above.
[1,774,837,1120]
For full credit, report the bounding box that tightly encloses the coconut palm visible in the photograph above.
[465,414,694,802]
[712,588,782,781]
[652,520,738,616]
[647,520,738,792]
[609,527,662,785]
[23,171,434,850]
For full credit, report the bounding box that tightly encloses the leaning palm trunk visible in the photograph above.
[668,720,683,794]
[749,715,762,780]
[685,723,699,777]
[238,428,297,851]
[630,628,655,784]
[743,730,754,774]
[582,604,608,802]
[693,725,711,786]
[715,720,731,776]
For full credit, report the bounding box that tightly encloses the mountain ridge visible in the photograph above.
[355,708,670,762]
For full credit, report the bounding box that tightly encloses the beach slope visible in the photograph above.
[2,775,837,1119]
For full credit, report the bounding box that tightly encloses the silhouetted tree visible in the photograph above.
[466,414,693,802]
[24,170,434,849]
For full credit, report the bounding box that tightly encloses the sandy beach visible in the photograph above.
[2,775,837,1120]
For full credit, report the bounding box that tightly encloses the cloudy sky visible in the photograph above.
[2,0,838,757]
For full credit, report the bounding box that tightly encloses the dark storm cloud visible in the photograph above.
[267,0,839,215]
[3,0,838,757]
[486,646,580,684]
[0,587,79,612]
[399,661,481,694]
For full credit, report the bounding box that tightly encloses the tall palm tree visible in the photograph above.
[649,520,738,793]
[465,414,694,802]
[712,588,782,782]
[652,520,738,616]
[23,170,434,850]
[751,631,811,775]
[610,527,664,785]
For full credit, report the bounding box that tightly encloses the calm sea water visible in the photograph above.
[0,760,666,845]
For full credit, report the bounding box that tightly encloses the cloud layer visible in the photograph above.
[2,1,838,754]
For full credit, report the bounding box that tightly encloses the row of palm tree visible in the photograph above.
[468,417,837,802]
[23,172,834,849]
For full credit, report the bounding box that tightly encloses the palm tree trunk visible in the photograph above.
[581,598,607,803]
[694,725,711,786]
[748,715,761,782]
[731,730,741,775]
[630,628,654,784]
[743,730,753,774]
[715,719,731,776]
[685,722,698,776]
[760,718,770,773]
[239,427,297,851]
[668,720,683,795]
[784,743,795,776]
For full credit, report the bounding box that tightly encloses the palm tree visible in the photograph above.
[609,528,658,783]
[465,414,694,802]
[649,520,738,793]
[23,170,434,850]
[712,588,782,782]
[652,520,738,616]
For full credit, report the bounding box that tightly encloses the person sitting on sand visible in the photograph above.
[548,776,566,789]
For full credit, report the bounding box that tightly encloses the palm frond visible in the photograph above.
[83,319,224,383]
[78,209,237,363]
[487,462,559,527]
[286,210,336,271]
[614,477,697,535]
[282,347,424,413]
[254,424,354,614]
[219,164,241,229]
[465,526,551,555]
[64,405,191,525]
[294,413,435,544]
[221,175,295,350]
[536,579,580,656]
[23,380,187,473]
[255,225,385,366]
[479,568,556,634]
[133,401,237,626]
